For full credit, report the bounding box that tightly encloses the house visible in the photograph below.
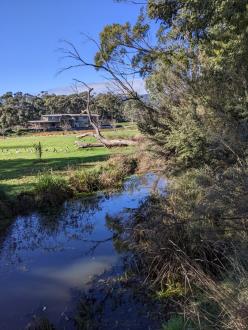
[28,113,100,131]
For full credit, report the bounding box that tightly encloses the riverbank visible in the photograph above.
[1,155,247,329]
[2,135,246,329]
[0,125,143,232]
[0,154,140,232]
[108,165,248,329]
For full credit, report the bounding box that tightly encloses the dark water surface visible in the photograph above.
[0,174,166,330]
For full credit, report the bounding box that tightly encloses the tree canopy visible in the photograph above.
[88,0,248,172]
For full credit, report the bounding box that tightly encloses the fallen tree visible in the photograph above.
[75,81,137,148]
[75,132,136,148]
[75,141,103,148]
[75,139,136,148]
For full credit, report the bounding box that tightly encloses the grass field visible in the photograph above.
[0,125,139,197]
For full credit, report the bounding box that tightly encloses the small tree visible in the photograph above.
[33,142,43,160]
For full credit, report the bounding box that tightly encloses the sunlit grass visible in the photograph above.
[0,125,139,196]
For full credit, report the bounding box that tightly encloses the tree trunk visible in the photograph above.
[75,141,103,148]
[75,81,137,148]
[76,132,136,148]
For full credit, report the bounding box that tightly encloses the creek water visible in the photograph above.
[0,174,166,330]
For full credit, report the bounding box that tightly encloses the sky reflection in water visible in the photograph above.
[0,174,166,329]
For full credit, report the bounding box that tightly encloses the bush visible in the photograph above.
[0,193,12,226]
[100,155,137,186]
[106,165,248,329]
[69,155,138,193]
[35,172,72,207]
[69,169,103,193]
[0,187,14,212]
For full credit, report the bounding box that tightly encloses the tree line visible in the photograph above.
[0,90,139,133]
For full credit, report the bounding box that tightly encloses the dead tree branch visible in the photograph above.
[72,80,137,148]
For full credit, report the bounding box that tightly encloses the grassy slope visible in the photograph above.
[0,126,139,196]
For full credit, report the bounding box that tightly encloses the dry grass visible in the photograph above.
[69,154,138,193]
[107,165,248,329]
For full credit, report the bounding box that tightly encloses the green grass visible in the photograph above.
[0,125,139,197]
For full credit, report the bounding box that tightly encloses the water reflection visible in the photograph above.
[0,173,166,329]
[0,197,103,265]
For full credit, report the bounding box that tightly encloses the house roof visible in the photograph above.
[28,120,59,123]
[42,113,99,117]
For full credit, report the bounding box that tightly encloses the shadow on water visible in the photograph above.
[0,173,166,330]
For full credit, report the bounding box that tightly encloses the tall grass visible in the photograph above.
[106,164,248,329]
[69,169,104,193]
[35,172,72,207]
[0,188,13,230]
[26,317,55,330]
[69,155,138,193]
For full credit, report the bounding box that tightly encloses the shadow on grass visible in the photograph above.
[0,181,35,197]
[0,154,109,180]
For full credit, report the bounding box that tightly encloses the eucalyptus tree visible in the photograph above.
[62,0,248,170]
[92,93,125,122]
[42,93,87,115]
[0,92,45,130]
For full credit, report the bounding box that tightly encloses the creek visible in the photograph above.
[0,174,166,329]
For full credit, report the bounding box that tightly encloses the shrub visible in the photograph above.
[69,169,103,193]
[33,142,43,160]
[35,172,72,207]
[99,155,138,188]
[106,165,248,329]
[0,190,12,226]
[69,155,138,193]
[106,154,138,176]
[0,200,10,220]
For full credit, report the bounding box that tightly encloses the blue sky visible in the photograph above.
[0,0,142,95]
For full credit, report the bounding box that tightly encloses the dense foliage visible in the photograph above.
[95,0,248,172]
[0,92,45,133]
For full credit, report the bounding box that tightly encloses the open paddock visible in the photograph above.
[0,125,139,196]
